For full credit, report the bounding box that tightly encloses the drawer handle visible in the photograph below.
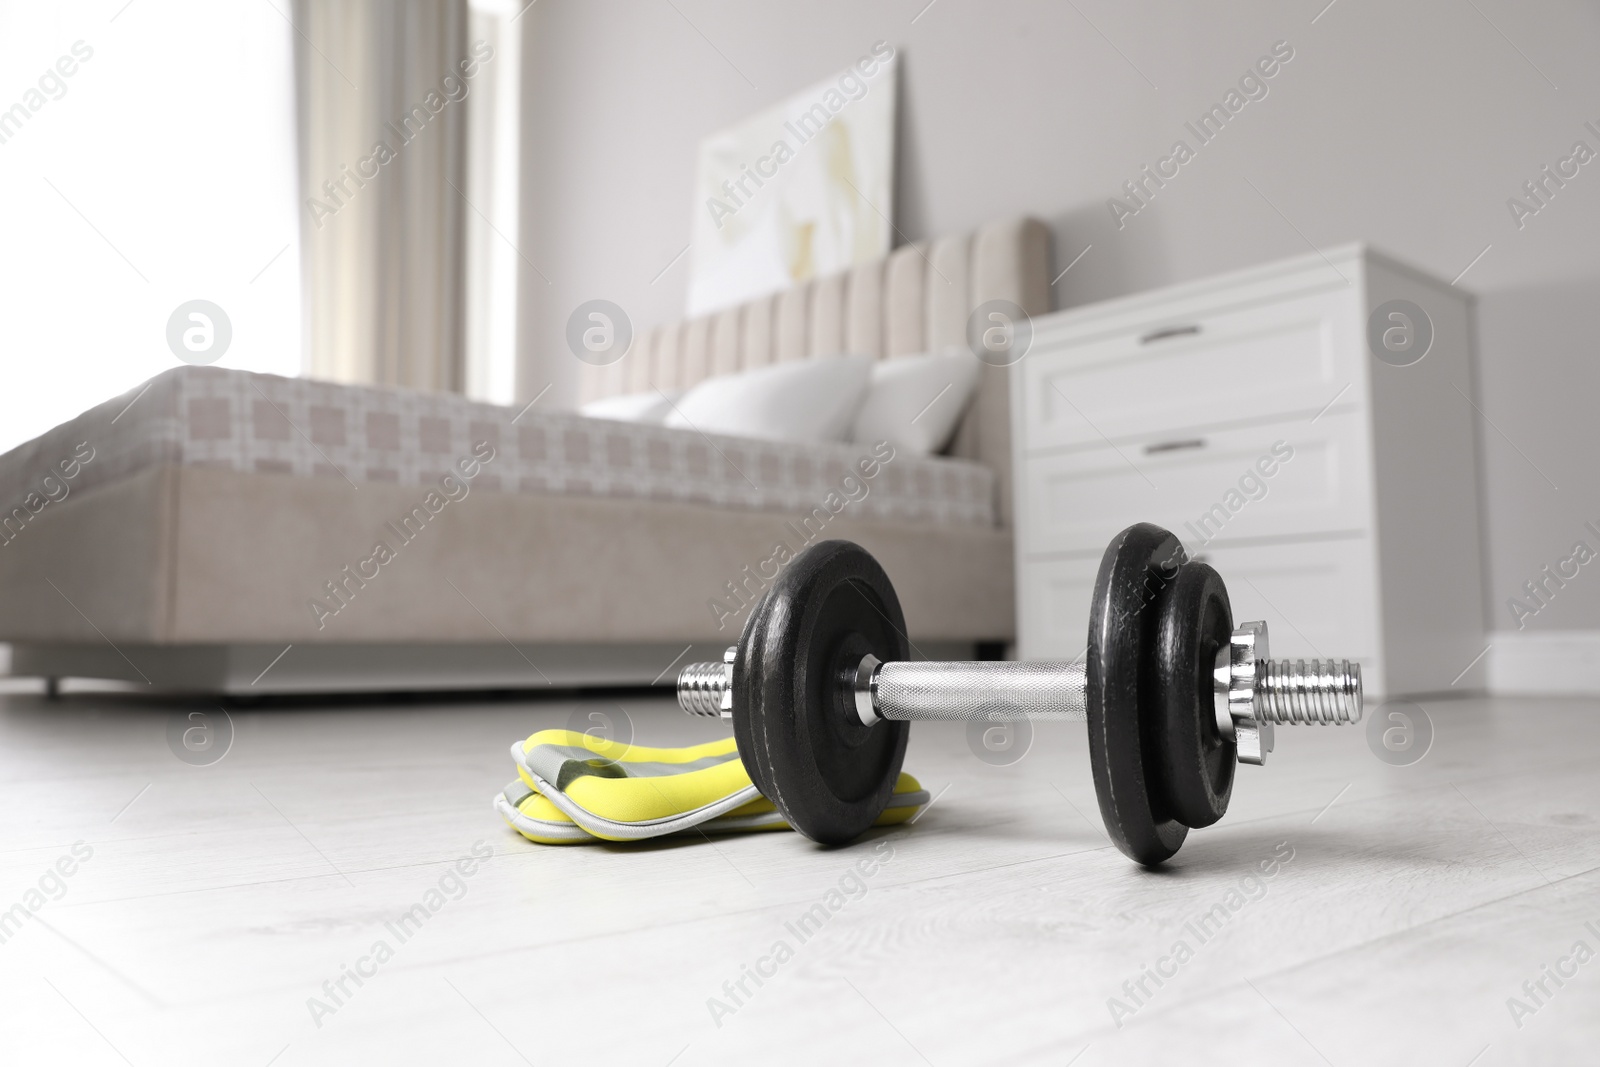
[1143,438,1206,455]
[1140,324,1201,344]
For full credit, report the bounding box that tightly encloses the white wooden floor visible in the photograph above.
[0,689,1596,1067]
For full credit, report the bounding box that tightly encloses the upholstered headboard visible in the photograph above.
[581,217,1052,525]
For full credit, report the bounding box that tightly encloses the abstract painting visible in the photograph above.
[687,43,898,317]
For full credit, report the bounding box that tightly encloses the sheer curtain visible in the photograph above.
[291,0,474,393]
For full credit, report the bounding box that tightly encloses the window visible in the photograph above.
[463,0,523,407]
[0,1,301,455]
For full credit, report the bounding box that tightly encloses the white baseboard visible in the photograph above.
[1488,630,1600,695]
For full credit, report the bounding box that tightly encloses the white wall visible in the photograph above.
[514,0,1600,640]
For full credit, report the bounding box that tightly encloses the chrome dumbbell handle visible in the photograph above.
[863,658,1089,724]
[678,621,1363,768]
[675,649,1088,722]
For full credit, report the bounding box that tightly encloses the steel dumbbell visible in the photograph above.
[678,522,1363,865]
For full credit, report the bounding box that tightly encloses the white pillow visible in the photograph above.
[665,355,872,444]
[851,349,980,455]
[580,390,679,424]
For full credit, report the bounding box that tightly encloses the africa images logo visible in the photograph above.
[1106,40,1295,229]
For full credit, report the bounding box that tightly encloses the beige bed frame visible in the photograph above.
[0,218,1050,692]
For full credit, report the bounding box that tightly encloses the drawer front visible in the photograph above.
[1019,286,1363,451]
[1018,411,1372,557]
[1017,538,1383,679]
[1016,554,1099,663]
[1189,539,1382,669]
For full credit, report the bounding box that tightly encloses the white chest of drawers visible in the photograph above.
[1010,244,1486,698]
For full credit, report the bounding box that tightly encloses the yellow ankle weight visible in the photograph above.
[494,729,930,845]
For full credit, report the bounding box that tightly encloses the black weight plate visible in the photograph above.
[733,540,910,845]
[1153,561,1236,829]
[731,583,776,802]
[1086,523,1190,866]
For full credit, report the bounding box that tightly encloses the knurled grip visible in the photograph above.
[872,661,1089,722]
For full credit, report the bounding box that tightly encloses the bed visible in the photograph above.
[0,217,1050,692]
